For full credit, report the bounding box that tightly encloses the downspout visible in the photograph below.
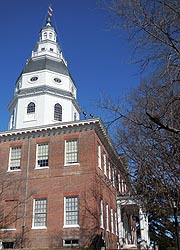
[21,138,31,248]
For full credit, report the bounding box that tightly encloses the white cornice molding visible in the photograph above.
[0,118,101,137]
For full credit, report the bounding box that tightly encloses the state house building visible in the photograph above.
[0,11,150,250]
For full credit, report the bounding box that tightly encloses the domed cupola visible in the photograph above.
[8,7,81,130]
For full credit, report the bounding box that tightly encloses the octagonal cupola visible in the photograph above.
[8,8,81,130]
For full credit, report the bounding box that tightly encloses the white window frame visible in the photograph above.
[108,162,111,180]
[100,199,104,229]
[111,208,114,234]
[106,204,109,232]
[54,103,62,121]
[103,153,107,176]
[64,196,79,228]
[32,198,47,229]
[122,180,126,193]
[98,144,101,169]
[118,174,121,192]
[35,143,49,169]
[112,167,115,187]
[8,146,22,172]
[64,139,79,166]
[124,182,127,193]
[115,211,118,235]
[63,239,79,247]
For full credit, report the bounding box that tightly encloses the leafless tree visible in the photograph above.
[98,0,180,209]
[0,172,32,248]
[96,4,180,247]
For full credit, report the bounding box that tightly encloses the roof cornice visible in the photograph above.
[0,118,100,138]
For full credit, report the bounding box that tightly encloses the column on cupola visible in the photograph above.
[139,207,150,247]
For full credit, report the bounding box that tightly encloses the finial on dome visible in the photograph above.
[46,5,53,26]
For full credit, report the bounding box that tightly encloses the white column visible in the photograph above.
[117,201,124,248]
[139,207,150,247]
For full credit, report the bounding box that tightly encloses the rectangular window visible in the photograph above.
[106,204,109,231]
[9,146,22,171]
[33,198,47,228]
[100,199,104,229]
[115,212,118,235]
[112,168,115,187]
[64,196,79,227]
[118,174,121,192]
[98,144,101,169]
[36,143,49,168]
[63,239,79,247]
[122,179,127,193]
[65,139,78,164]
[111,208,114,233]
[108,162,111,180]
[103,154,107,176]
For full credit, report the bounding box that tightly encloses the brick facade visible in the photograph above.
[0,119,128,249]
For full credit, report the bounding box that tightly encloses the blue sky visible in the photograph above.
[0,0,140,131]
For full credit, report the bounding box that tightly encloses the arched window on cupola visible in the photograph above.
[49,32,53,39]
[43,32,47,39]
[54,103,62,121]
[27,102,35,114]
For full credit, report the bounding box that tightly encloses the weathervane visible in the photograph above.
[48,5,53,17]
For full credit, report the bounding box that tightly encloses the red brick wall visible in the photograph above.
[0,128,118,249]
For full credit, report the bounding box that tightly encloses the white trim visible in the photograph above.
[31,227,47,230]
[35,166,49,170]
[112,168,115,187]
[63,239,79,247]
[98,144,102,169]
[31,226,47,230]
[63,225,80,229]
[64,196,79,228]
[32,198,47,229]
[108,161,111,180]
[118,174,121,192]
[64,139,78,165]
[64,163,80,167]
[35,143,49,169]
[106,204,109,232]
[8,146,21,172]
[0,228,16,231]
[7,169,21,173]
[100,199,104,229]
[115,212,118,235]
[111,208,114,234]
[103,153,107,176]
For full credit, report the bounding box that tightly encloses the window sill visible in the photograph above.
[7,169,21,172]
[63,224,80,229]
[0,228,16,231]
[31,226,47,230]
[64,163,80,167]
[35,166,49,170]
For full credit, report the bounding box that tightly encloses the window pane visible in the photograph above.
[65,139,78,164]
[54,103,62,121]
[34,199,47,227]
[27,102,35,114]
[65,197,78,225]
[37,143,49,167]
[9,146,21,170]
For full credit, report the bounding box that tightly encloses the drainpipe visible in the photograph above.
[21,138,31,248]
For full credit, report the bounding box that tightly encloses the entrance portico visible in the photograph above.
[117,195,150,249]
